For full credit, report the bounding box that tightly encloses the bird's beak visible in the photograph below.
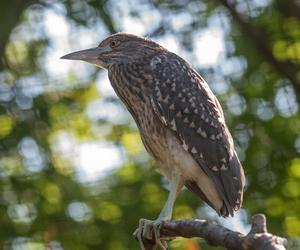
[60,46,112,68]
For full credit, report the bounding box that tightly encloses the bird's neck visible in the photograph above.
[108,61,155,132]
[108,62,153,102]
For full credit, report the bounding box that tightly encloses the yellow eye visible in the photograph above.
[110,40,118,48]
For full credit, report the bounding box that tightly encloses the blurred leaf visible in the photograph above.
[0,114,14,138]
[0,0,299,249]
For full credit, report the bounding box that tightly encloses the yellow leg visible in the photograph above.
[134,170,181,250]
[158,170,181,221]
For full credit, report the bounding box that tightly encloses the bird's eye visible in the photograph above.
[110,40,119,48]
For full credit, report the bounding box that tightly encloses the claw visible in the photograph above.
[133,219,148,250]
[153,221,168,250]
[133,218,168,250]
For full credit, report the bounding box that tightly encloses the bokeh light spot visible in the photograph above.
[282,180,300,198]
[96,201,122,223]
[67,201,92,222]
[285,216,300,237]
[289,158,300,178]
[0,115,14,138]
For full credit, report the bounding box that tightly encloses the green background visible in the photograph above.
[0,0,299,249]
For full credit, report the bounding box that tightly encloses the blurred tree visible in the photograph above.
[0,0,299,249]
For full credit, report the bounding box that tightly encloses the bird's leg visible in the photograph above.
[134,170,181,250]
[157,171,180,221]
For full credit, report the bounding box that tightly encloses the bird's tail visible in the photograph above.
[185,151,245,218]
[219,151,245,217]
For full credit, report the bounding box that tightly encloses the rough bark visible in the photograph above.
[135,214,288,250]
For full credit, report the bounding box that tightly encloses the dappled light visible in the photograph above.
[0,0,299,249]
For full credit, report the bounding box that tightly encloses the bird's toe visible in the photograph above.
[133,218,169,250]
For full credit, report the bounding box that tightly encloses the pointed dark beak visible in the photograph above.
[60,46,112,66]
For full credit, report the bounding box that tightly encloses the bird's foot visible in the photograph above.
[133,218,169,250]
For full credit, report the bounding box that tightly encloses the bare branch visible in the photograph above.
[135,214,288,250]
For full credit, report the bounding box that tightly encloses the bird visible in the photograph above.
[61,32,245,250]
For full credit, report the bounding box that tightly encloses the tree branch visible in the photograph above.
[135,214,288,250]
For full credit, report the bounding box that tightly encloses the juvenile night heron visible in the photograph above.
[61,33,245,249]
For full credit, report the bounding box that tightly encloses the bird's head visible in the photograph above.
[61,33,164,69]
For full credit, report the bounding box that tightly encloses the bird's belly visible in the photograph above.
[164,133,223,210]
[138,111,221,204]
[136,107,170,166]
[132,101,222,211]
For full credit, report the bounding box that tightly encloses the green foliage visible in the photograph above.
[0,0,299,249]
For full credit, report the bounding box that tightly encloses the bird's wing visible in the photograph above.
[150,53,244,216]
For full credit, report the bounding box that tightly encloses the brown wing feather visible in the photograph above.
[150,52,245,216]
